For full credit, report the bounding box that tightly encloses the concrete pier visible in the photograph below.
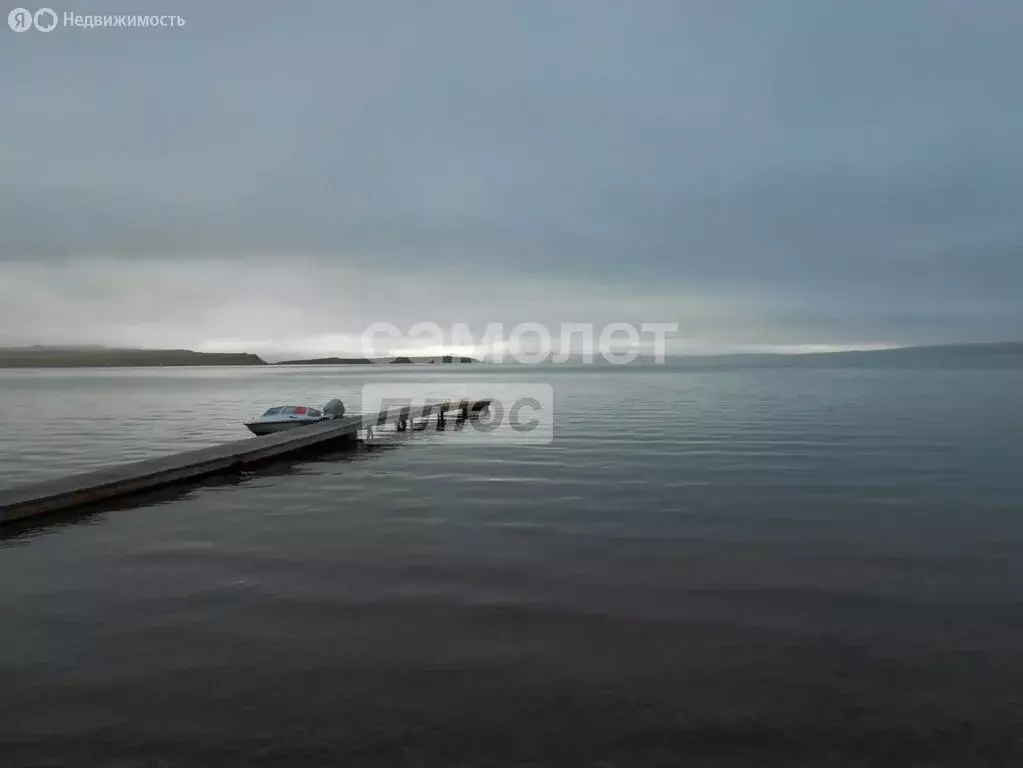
[0,399,491,525]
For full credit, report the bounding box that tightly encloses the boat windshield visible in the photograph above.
[282,406,308,415]
[262,407,283,416]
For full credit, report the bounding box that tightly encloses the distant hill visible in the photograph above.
[665,342,1023,369]
[276,355,480,365]
[0,347,266,367]
[491,341,1023,368]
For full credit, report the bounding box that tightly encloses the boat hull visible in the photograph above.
[244,419,323,436]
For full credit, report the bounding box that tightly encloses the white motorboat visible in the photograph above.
[244,398,345,435]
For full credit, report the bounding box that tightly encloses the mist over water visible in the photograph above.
[2,364,1023,766]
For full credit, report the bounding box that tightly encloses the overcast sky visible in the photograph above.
[2,0,1021,357]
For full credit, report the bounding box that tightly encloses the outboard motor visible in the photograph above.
[323,398,346,419]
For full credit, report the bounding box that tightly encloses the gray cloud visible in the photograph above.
[2,0,1021,351]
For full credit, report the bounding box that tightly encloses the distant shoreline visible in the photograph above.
[0,343,1018,368]
[0,347,482,368]
[275,355,479,366]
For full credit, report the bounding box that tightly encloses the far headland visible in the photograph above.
[0,346,266,368]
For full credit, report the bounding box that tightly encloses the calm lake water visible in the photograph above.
[2,364,1023,766]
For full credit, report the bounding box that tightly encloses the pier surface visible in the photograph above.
[0,400,490,525]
